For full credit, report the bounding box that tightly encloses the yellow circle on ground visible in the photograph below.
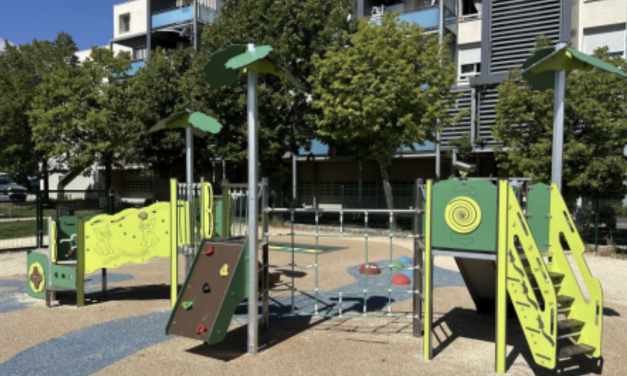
[445,197,482,234]
[29,262,46,293]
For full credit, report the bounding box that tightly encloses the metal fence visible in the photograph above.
[0,190,115,252]
[575,194,627,252]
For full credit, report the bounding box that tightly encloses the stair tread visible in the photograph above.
[549,271,564,279]
[557,295,574,304]
[45,286,77,292]
[558,344,595,359]
[558,319,585,331]
[518,252,552,260]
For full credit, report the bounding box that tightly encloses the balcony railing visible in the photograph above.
[128,60,146,76]
[152,5,194,29]
[152,5,217,29]
[371,6,440,31]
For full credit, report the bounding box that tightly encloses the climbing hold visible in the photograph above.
[220,264,229,277]
[397,256,412,265]
[182,301,194,310]
[402,269,413,278]
[205,246,215,256]
[390,261,405,271]
[391,273,411,286]
[202,283,211,293]
[196,324,208,335]
[358,263,381,275]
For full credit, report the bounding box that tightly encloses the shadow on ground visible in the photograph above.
[429,307,603,376]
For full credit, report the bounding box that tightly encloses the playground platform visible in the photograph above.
[0,233,626,376]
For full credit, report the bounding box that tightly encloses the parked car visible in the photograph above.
[0,177,28,202]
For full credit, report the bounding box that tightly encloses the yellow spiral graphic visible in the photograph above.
[445,197,482,234]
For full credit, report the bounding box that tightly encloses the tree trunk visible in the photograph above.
[378,160,396,228]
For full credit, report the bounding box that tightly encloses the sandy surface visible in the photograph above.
[0,237,625,376]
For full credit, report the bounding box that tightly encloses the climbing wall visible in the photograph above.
[166,237,249,344]
[27,251,48,299]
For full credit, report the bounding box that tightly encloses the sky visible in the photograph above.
[0,0,124,51]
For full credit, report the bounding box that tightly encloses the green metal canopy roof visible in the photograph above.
[148,110,223,137]
[203,44,303,89]
[522,45,627,91]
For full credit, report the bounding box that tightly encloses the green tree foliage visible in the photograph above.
[181,0,355,183]
[311,14,458,210]
[28,46,137,190]
[0,32,78,187]
[129,48,198,180]
[494,44,627,201]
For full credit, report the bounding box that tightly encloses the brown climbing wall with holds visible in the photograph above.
[166,238,247,342]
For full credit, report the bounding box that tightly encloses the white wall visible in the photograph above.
[576,0,626,50]
[458,19,482,45]
[113,0,147,39]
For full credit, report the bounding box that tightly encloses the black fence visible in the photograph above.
[0,190,115,252]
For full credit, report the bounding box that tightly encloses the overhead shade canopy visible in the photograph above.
[204,44,303,89]
[522,45,627,91]
[149,111,223,137]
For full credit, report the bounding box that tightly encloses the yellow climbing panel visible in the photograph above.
[84,202,172,274]
[548,183,603,358]
[505,184,558,370]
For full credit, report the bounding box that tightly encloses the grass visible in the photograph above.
[0,220,47,241]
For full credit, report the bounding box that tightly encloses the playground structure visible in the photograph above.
[164,176,603,374]
[26,180,218,308]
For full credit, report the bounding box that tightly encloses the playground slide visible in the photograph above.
[454,258,497,313]
[166,237,249,345]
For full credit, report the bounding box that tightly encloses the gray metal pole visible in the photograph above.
[185,126,194,273]
[146,0,151,60]
[292,153,297,201]
[413,179,423,337]
[551,42,567,191]
[192,0,198,51]
[247,43,260,355]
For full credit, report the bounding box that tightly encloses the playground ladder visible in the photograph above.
[507,183,602,369]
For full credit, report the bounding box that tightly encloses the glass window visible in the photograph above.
[120,14,131,34]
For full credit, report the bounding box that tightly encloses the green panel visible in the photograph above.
[526,183,551,252]
[203,44,248,89]
[27,252,48,299]
[51,264,77,289]
[57,215,94,262]
[214,199,234,238]
[208,237,249,344]
[431,179,497,253]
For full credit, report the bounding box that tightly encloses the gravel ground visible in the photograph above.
[0,236,625,376]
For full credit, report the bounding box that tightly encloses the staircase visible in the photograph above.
[505,183,602,370]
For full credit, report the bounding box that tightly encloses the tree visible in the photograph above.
[128,48,198,181]
[493,41,627,202]
[180,0,355,184]
[28,46,138,191]
[0,32,78,191]
[311,14,458,211]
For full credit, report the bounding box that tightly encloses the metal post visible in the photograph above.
[247,43,260,355]
[146,0,151,60]
[261,177,270,333]
[551,42,567,191]
[413,179,424,337]
[495,179,509,373]
[185,126,194,273]
[595,196,599,252]
[47,217,54,304]
[358,159,363,208]
[292,153,297,201]
[435,132,441,179]
[192,0,198,51]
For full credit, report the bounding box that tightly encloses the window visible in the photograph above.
[119,14,131,34]
[584,25,626,58]
[133,47,147,61]
[460,0,481,19]
[458,45,481,80]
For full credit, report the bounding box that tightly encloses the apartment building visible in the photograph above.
[0,37,11,52]
[297,0,626,209]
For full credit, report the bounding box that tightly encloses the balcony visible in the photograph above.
[152,6,194,29]
[152,5,217,29]
[370,1,457,34]
[128,60,146,76]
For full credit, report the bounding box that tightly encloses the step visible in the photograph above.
[557,295,574,305]
[518,251,552,261]
[549,271,564,280]
[558,344,595,359]
[557,319,584,339]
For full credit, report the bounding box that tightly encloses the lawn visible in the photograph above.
[0,220,47,242]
